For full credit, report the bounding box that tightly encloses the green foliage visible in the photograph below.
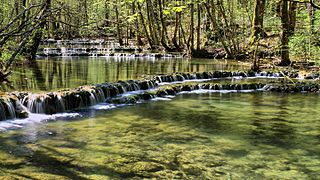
[172,6,186,13]
[289,32,317,61]
[0,51,11,62]
[289,9,320,62]
[1,0,320,65]
[0,49,24,63]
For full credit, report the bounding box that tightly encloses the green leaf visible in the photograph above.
[172,6,186,13]
[162,9,171,15]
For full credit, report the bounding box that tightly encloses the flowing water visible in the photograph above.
[0,92,319,179]
[0,56,319,179]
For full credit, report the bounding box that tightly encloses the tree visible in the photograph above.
[25,0,52,61]
[279,0,290,66]
[250,0,267,44]
[114,2,124,46]
[277,0,297,66]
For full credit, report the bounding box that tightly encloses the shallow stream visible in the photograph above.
[0,57,319,179]
[0,92,319,179]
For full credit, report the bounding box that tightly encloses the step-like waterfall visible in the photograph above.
[0,70,319,121]
[0,96,28,120]
[15,79,157,115]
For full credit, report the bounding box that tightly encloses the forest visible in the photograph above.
[1,1,320,179]
[0,0,320,83]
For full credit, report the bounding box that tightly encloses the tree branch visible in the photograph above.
[0,4,42,34]
[288,0,320,9]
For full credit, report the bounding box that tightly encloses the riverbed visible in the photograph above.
[0,92,319,179]
[0,56,319,179]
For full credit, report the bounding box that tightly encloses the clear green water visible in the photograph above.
[3,57,249,92]
[0,92,319,179]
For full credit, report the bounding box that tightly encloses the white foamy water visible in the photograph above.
[0,85,264,132]
[178,89,258,95]
[152,97,172,101]
[0,113,81,131]
[120,90,149,96]
[90,103,120,110]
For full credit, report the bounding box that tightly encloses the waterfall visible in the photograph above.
[56,94,65,112]
[0,102,7,120]
[0,98,16,120]
[88,91,97,105]
[156,76,163,83]
[2,70,318,119]
[132,82,141,91]
[61,47,67,56]
[27,95,45,114]
[3,100,16,119]
[95,87,106,102]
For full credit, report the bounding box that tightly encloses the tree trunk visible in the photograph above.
[83,0,89,24]
[115,4,124,46]
[105,0,110,26]
[288,2,297,37]
[204,0,217,29]
[196,3,201,51]
[146,0,159,46]
[133,2,143,46]
[158,0,171,51]
[20,0,27,28]
[216,0,233,58]
[189,3,195,52]
[307,3,315,32]
[279,0,290,66]
[250,0,266,44]
[137,2,154,48]
[130,3,135,39]
[172,0,181,50]
[28,0,52,61]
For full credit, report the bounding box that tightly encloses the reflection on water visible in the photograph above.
[4,57,249,92]
[0,92,319,179]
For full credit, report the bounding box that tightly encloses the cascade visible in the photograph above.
[61,47,67,56]
[3,99,16,119]
[27,95,45,114]
[0,96,28,120]
[2,70,320,120]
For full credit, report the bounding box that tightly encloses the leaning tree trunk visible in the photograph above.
[158,0,171,51]
[27,0,52,62]
[133,2,143,46]
[172,0,181,50]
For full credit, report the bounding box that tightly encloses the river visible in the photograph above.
[0,56,319,179]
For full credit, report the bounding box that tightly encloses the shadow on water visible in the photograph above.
[129,102,222,136]
[250,93,296,148]
[0,132,140,179]
[0,92,319,179]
